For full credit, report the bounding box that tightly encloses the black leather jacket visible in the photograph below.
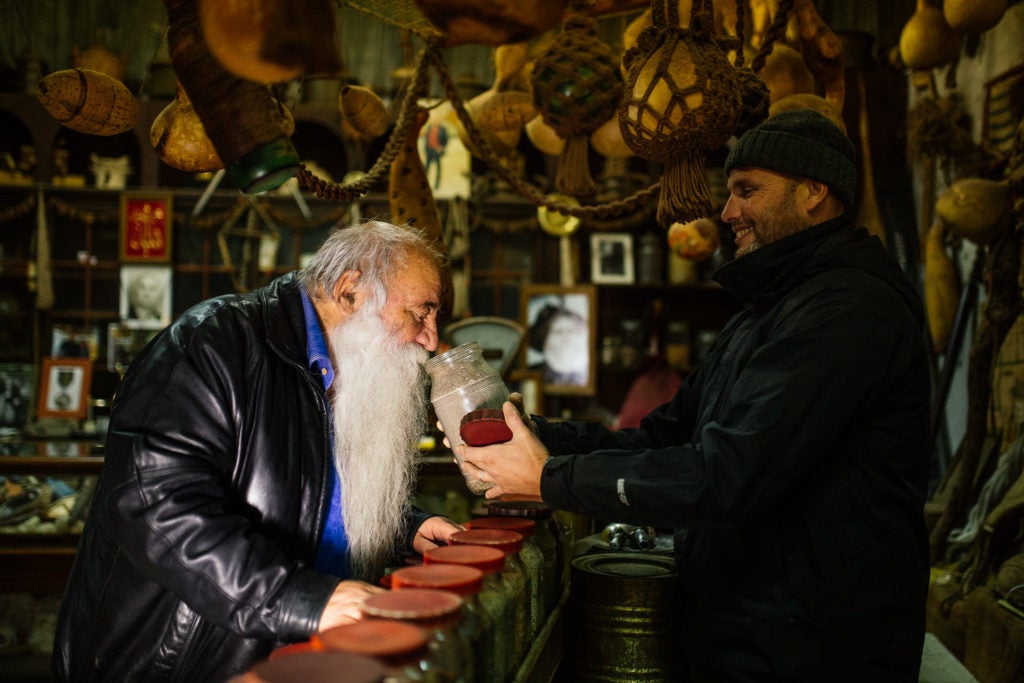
[53,273,432,682]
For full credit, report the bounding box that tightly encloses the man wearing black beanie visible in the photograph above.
[459,109,931,681]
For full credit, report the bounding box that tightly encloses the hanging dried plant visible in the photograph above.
[907,94,981,178]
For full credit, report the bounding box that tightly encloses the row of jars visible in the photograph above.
[239,501,572,683]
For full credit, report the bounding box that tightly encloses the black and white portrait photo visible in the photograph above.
[119,265,172,327]
[521,285,597,396]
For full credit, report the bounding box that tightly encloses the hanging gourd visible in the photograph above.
[339,84,392,140]
[530,3,624,198]
[619,0,743,226]
[412,0,569,47]
[198,0,341,84]
[457,42,535,159]
[150,81,222,172]
[165,0,300,195]
[936,177,1012,245]
[898,0,961,70]
[943,0,1008,34]
[923,220,960,352]
[36,68,139,136]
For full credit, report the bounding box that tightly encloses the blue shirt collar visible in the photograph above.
[300,285,334,392]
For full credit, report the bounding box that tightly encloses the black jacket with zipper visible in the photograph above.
[538,217,931,681]
[53,273,432,682]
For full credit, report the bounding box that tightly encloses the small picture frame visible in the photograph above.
[590,232,635,285]
[36,357,93,420]
[119,264,173,326]
[0,362,35,432]
[107,323,161,371]
[51,325,101,361]
[120,192,173,263]
[508,370,545,417]
[520,284,597,396]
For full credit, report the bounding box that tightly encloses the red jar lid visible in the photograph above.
[423,544,505,575]
[362,588,463,621]
[451,528,524,555]
[390,564,484,596]
[267,641,320,660]
[314,620,427,659]
[250,651,384,683]
[487,498,552,519]
[469,516,536,539]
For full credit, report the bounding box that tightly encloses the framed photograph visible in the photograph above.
[590,232,635,285]
[0,362,35,432]
[120,192,173,263]
[520,284,597,396]
[508,370,545,417]
[119,265,173,326]
[107,323,161,371]
[36,357,93,420]
[417,100,471,199]
[51,325,101,361]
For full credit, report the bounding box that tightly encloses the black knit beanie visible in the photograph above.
[724,109,857,209]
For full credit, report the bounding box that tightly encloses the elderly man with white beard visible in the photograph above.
[53,221,465,683]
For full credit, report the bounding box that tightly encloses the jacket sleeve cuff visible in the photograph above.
[275,568,342,641]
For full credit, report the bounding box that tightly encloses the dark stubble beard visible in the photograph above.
[328,303,429,580]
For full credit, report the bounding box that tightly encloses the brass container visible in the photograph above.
[564,552,685,681]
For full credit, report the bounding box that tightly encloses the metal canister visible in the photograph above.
[564,552,685,681]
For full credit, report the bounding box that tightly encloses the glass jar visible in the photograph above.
[248,650,385,683]
[424,342,511,495]
[469,516,544,639]
[486,499,562,624]
[424,544,511,682]
[391,564,487,683]
[362,589,470,683]
[313,620,428,682]
[450,528,528,672]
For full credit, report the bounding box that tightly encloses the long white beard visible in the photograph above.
[328,305,429,580]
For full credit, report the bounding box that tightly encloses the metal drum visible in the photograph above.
[564,552,685,682]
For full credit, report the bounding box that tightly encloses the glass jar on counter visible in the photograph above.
[468,516,544,638]
[313,620,428,682]
[390,564,487,683]
[450,528,528,671]
[425,342,511,495]
[424,544,511,682]
[485,499,563,623]
[362,589,471,683]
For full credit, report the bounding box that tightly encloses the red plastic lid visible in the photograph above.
[451,528,523,555]
[250,651,384,683]
[267,641,320,660]
[487,497,552,519]
[390,564,484,596]
[314,620,427,658]
[362,588,463,622]
[423,544,505,575]
[469,516,536,538]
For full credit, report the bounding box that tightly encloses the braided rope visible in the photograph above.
[295,39,436,201]
[750,0,795,74]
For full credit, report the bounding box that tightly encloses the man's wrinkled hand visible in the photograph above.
[317,580,384,631]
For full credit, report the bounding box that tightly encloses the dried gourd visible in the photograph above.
[198,0,340,83]
[412,0,568,47]
[525,117,566,156]
[898,0,961,70]
[339,85,391,139]
[943,0,1008,34]
[36,68,139,136]
[531,7,623,197]
[769,92,846,133]
[150,81,223,172]
[456,43,535,158]
[619,0,742,225]
[935,177,1011,245]
[389,108,443,244]
[924,221,960,352]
